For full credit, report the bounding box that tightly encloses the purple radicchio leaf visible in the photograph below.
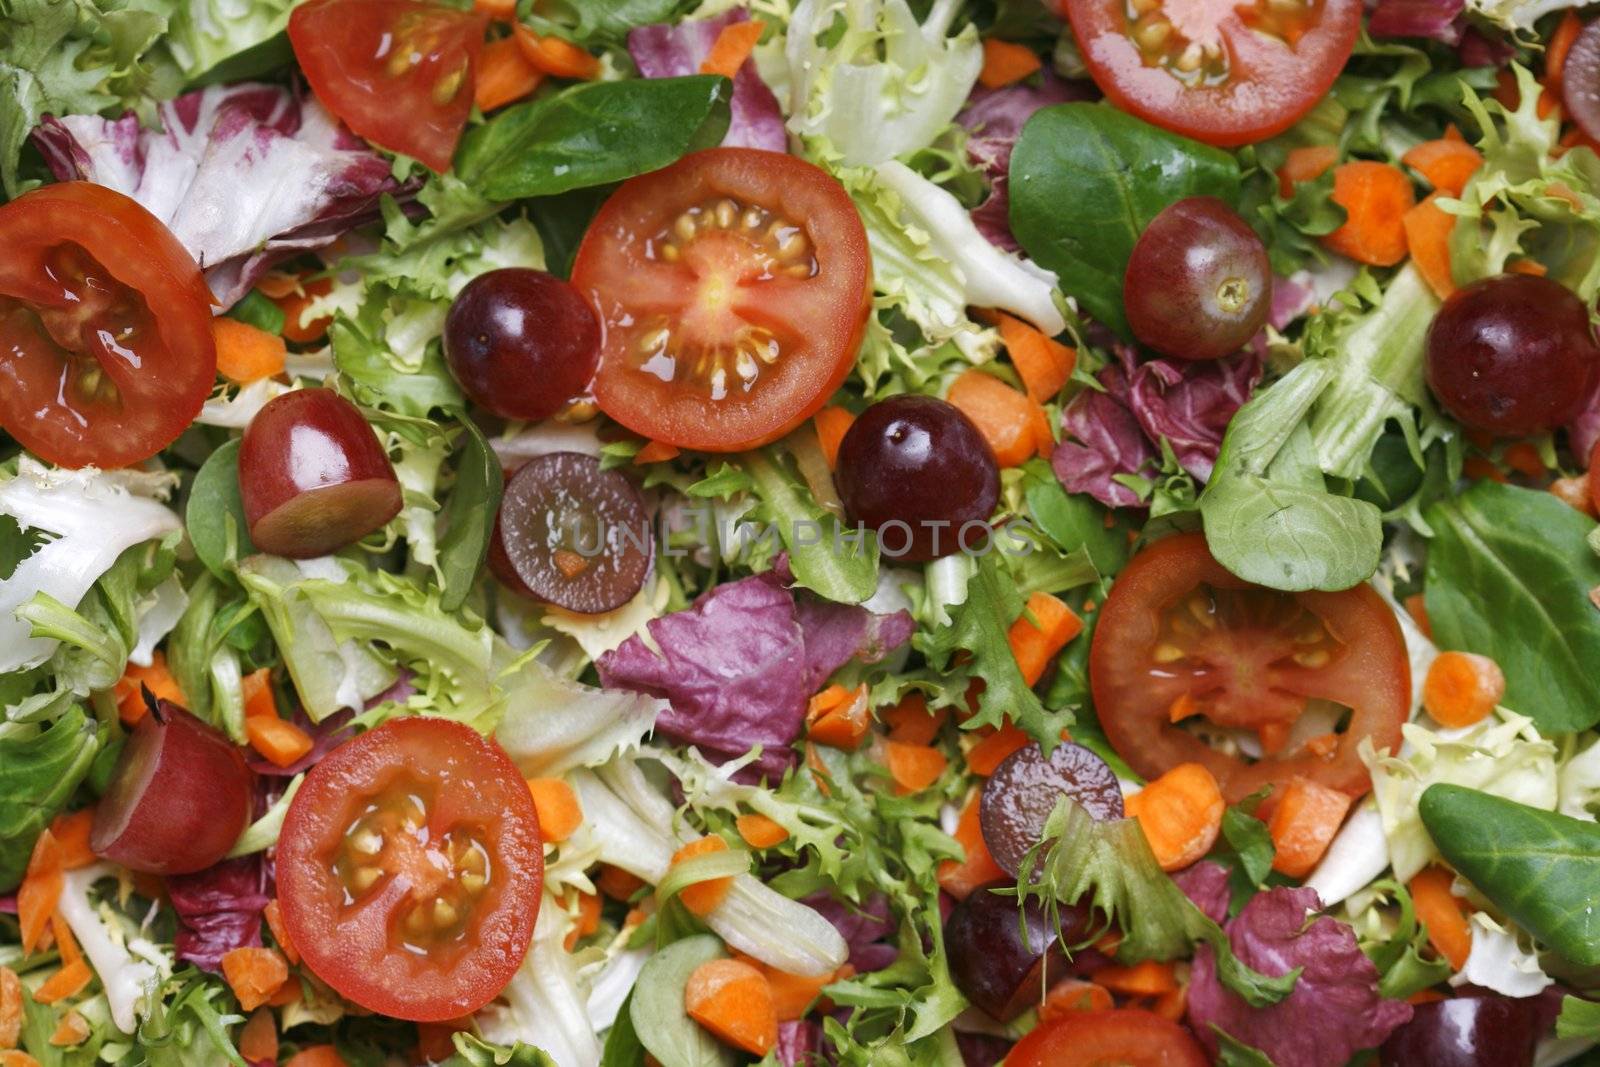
[32,83,405,308]
[1174,860,1231,924]
[627,11,786,152]
[803,891,898,973]
[166,853,273,972]
[597,571,912,780]
[1367,0,1464,43]
[955,1032,1014,1067]
[1122,346,1263,483]
[776,1020,825,1066]
[1570,377,1600,462]
[1457,25,1516,67]
[0,894,15,915]
[1187,886,1413,1066]
[1051,358,1156,509]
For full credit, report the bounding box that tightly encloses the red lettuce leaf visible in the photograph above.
[627,12,786,152]
[1367,0,1464,42]
[166,854,272,973]
[1571,377,1600,462]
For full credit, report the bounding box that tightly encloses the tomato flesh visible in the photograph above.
[1089,533,1408,802]
[1062,0,1360,145]
[572,148,872,452]
[1008,1008,1210,1067]
[0,183,215,469]
[276,717,542,1021]
[288,0,487,173]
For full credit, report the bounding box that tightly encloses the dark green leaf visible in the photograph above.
[187,439,255,581]
[528,184,614,279]
[1214,1029,1278,1067]
[1419,784,1600,966]
[1009,102,1241,338]
[439,1033,560,1066]
[1021,460,1126,578]
[437,421,503,611]
[226,290,286,335]
[629,935,734,1067]
[529,0,691,45]
[0,707,101,891]
[458,76,732,201]
[1219,801,1275,891]
[600,988,647,1067]
[1424,481,1600,734]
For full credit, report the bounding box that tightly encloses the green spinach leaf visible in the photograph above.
[1419,784,1600,966]
[529,0,691,45]
[629,934,734,1067]
[458,76,732,201]
[1009,103,1241,338]
[0,707,101,890]
[1424,481,1600,734]
[437,421,503,612]
[1022,459,1126,579]
[187,439,256,581]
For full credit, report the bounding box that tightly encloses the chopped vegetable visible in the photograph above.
[1408,866,1473,971]
[1422,651,1506,728]
[684,958,778,1056]
[1124,763,1225,872]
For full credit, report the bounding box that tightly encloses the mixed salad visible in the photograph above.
[5,0,1600,1062]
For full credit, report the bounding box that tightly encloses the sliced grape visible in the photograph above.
[945,881,1091,1021]
[980,742,1124,877]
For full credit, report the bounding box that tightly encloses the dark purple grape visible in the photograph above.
[490,451,652,614]
[444,268,601,421]
[1564,20,1600,146]
[1425,273,1600,436]
[981,743,1123,877]
[1379,992,1542,1067]
[833,395,999,562]
[1124,197,1271,361]
[945,882,1090,1021]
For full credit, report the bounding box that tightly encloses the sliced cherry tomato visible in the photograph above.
[1060,0,1360,146]
[276,717,542,1021]
[571,148,872,452]
[288,0,488,173]
[1008,1009,1210,1067]
[1089,533,1408,803]
[0,182,215,469]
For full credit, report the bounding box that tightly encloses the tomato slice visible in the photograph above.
[288,0,487,173]
[571,148,872,452]
[1061,0,1360,146]
[1089,533,1408,803]
[0,182,216,470]
[276,717,543,1021]
[1008,1009,1210,1067]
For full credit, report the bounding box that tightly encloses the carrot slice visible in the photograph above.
[1410,866,1472,970]
[1501,442,1545,478]
[241,669,277,723]
[684,959,778,1056]
[762,964,837,1022]
[634,440,681,465]
[238,1008,278,1063]
[1267,777,1352,878]
[246,715,314,769]
[1403,195,1459,301]
[1124,763,1225,872]
[0,967,19,1050]
[699,20,764,78]
[221,947,289,1012]
[813,406,856,469]
[272,276,335,344]
[1277,144,1338,199]
[937,793,1007,900]
[671,837,735,917]
[948,369,1041,468]
[1038,978,1113,1022]
[978,38,1042,88]
[526,778,583,843]
[735,814,789,849]
[1551,475,1598,516]
[1422,651,1505,728]
[1547,10,1584,98]
[996,311,1075,403]
[475,36,544,112]
[263,899,299,965]
[32,961,91,1005]
[48,810,95,871]
[284,1046,347,1067]
[48,1009,89,1047]
[807,684,871,750]
[1400,139,1484,198]
[563,889,601,950]
[1094,959,1178,996]
[213,318,287,384]
[513,25,600,80]
[882,692,948,746]
[113,651,185,726]
[1007,591,1084,686]
[966,722,1031,777]
[597,864,646,901]
[18,830,63,955]
[1323,161,1416,267]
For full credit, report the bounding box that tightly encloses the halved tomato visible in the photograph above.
[288,0,488,173]
[276,717,542,1021]
[1089,533,1408,802]
[1008,1009,1210,1067]
[1060,0,1361,146]
[0,182,216,469]
[571,148,872,452]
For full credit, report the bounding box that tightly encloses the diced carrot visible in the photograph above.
[996,312,1075,404]
[563,889,602,950]
[476,36,544,112]
[1268,777,1352,878]
[699,20,764,78]
[763,964,837,1021]
[241,669,277,723]
[1007,591,1084,687]
[1462,455,1508,484]
[263,899,299,965]
[473,0,516,19]
[113,651,185,726]
[597,864,646,901]
[807,684,870,750]
[1410,866,1473,970]
[882,692,948,746]
[32,961,91,1005]
[1401,139,1484,198]
[735,814,789,849]
[634,440,681,465]
[1501,442,1545,479]
[814,406,856,470]
[48,810,95,871]
[684,959,778,1056]
[1403,195,1459,301]
[1508,257,1550,276]
[883,740,948,795]
[284,1046,347,1067]
[1038,978,1113,1022]
[0,967,21,1049]
[1547,11,1584,98]
[50,914,81,971]
[978,38,1042,89]
[213,318,287,384]
[272,276,335,344]
[1094,959,1178,996]
[1323,162,1416,267]
[1276,144,1338,199]
[267,980,301,1007]
[938,793,1007,900]
[1151,983,1188,1022]
[1408,988,1447,1004]
[1,1053,40,1067]
[18,831,63,955]
[671,837,735,917]
[526,778,583,843]
[238,1008,278,1063]
[1030,400,1055,459]
[1124,763,1225,872]
[1551,475,1598,516]
[1403,593,1432,639]
[948,369,1041,468]
[246,715,314,769]
[1423,651,1505,728]
[222,947,289,1012]
[966,722,1031,777]
[513,25,600,80]
[48,1009,89,1047]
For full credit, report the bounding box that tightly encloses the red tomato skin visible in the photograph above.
[1089,533,1409,803]
[1589,439,1600,514]
[1060,0,1362,146]
[1008,1009,1210,1067]
[276,717,543,1021]
[288,0,488,173]
[571,148,873,452]
[0,182,215,469]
